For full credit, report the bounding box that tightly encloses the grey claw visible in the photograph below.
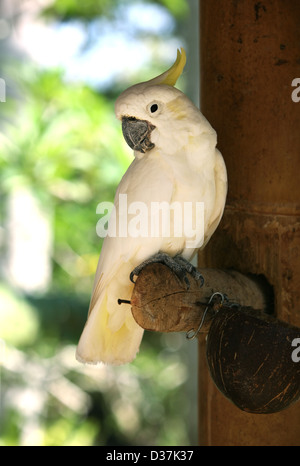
[183,275,191,290]
[130,271,136,284]
[129,252,204,289]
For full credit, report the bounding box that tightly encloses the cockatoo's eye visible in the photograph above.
[147,101,162,117]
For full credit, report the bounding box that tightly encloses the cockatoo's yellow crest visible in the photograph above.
[149,47,186,87]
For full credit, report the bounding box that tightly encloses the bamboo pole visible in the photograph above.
[198,0,300,445]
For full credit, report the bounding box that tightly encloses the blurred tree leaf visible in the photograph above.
[42,0,188,22]
[0,286,40,347]
[42,0,119,21]
[0,66,131,199]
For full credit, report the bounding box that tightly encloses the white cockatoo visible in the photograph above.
[76,48,227,365]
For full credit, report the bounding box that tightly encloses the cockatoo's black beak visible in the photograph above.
[121,117,156,153]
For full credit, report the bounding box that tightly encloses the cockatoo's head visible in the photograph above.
[115,48,208,155]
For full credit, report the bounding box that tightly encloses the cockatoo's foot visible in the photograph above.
[130,252,204,289]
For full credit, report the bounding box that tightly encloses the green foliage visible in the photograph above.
[0,65,133,292]
[0,283,191,446]
[0,286,39,347]
[0,0,194,447]
[156,0,189,17]
[0,66,131,200]
[43,0,188,21]
[43,0,120,22]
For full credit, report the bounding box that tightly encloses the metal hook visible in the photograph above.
[186,291,226,340]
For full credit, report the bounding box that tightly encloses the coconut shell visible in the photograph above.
[206,306,300,414]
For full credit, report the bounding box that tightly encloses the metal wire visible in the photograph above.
[186,291,227,340]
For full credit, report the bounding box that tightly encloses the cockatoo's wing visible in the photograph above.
[202,149,227,248]
[76,155,175,365]
[77,138,226,366]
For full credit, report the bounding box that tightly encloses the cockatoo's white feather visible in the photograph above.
[76,48,227,365]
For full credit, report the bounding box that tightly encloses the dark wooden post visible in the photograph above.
[198,0,300,445]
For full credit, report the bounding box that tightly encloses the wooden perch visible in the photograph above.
[131,262,270,335]
[130,262,300,414]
